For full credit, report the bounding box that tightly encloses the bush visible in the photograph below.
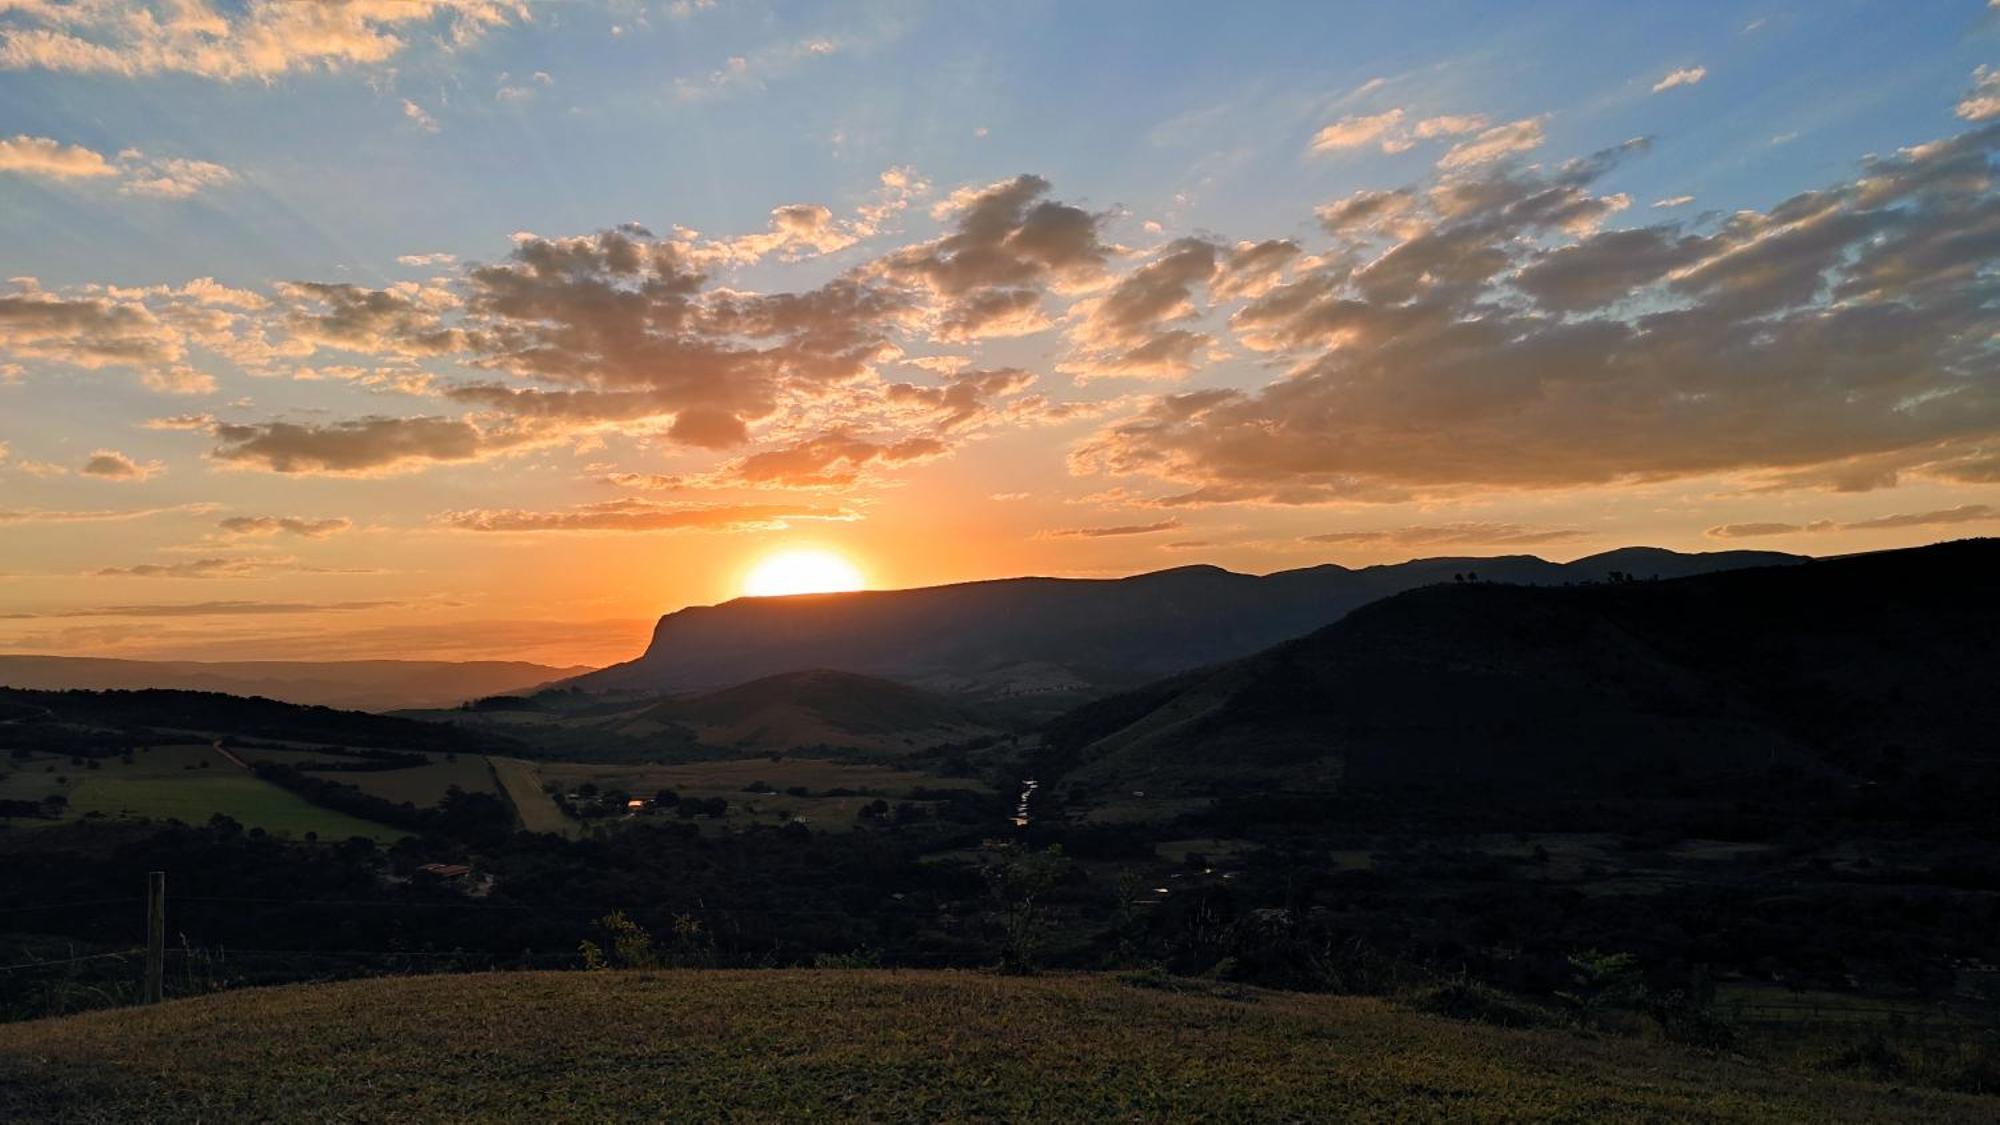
[1403,979,1557,1029]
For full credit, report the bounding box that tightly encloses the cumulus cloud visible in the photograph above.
[1071,120,2000,504]
[1303,522,1586,546]
[0,1,521,82]
[1062,238,1219,379]
[0,134,116,178]
[1039,519,1183,539]
[1652,66,1707,93]
[1959,65,2000,122]
[1707,504,1998,538]
[216,515,353,539]
[206,416,535,475]
[878,173,1109,339]
[80,449,161,481]
[437,498,859,532]
[723,431,949,488]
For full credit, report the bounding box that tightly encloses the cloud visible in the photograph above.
[673,33,849,102]
[1071,121,2000,504]
[402,99,441,133]
[1652,66,1707,93]
[206,416,537,475]
[0,503,213,525]
[878,173,1109,339]
[93,557,263,579]
[1303,522,1586,546]
[1062,238,1219,379]
[437,499,860,532]
[2,600,402,620]
[1653,195,1694,208]
[1707,505,1997,538]
[79,449,161,481]
[1959,66,2000,122]
[1040,519,1182,539]
[0,134,116,178]
[0,0,521,82]
[118,155,234,198]
[1310,108,1406,153]
[1436,116,1548,169]
[724,432,949,488]
[216,515,353,539]
[397,252,457,268]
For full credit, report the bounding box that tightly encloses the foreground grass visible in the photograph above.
[0,970,1985,1122]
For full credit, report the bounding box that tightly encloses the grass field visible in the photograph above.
[0,970,1987,1122]
[230,747,500,805]
[0,746,402,842]
[538,757,986,831]
[489,756,575,836]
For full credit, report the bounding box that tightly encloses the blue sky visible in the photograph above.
[2,1,1997,665]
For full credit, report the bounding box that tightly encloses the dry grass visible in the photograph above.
[0,970,1988,1122]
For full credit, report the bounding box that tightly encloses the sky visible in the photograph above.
[2,0,1998,668]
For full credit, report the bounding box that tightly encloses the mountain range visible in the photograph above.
[572,547,1804,700]
[1040,538,2000,813]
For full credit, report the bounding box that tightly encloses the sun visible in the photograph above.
[742,548,866,598]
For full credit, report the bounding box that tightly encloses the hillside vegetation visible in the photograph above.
[1048,539,2000,808]
[626,669,1001,756]
[0,970,1984,1123]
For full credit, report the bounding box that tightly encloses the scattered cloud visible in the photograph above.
[1652,195,1694,208]
[1652,66,1707,93]
[1958,65,2000,122]
[1707,505,1998,538]
[0,133,116,178]
[0,137,234,197]
[1310,108,1406,153]
[437,499,860,532]
[80,449,161,481]
[1040,519,1183,539]
[1303,523,1586,547]
[0,1,521,82]
[216,515,353,539]
[1436,116,1548,169]
[402,99,441,133]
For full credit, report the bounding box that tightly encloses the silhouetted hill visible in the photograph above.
[622,669,1000,755]
[0,687,505,755]
[0,657,589,712]
[1044,539,2000,808]
[573,548,1801,699]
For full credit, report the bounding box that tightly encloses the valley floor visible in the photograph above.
[0,969,1985,1122]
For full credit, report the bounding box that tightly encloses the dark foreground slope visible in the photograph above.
[1048,539,2000,805]
[1,970,1984,1123]
[577,548,1800,699]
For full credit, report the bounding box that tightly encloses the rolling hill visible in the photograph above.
[1044,539,2000,807]
[0,657,589,712]
[3,970,1986,1122]
[620,669,1000,755]
[572,547,1802,699]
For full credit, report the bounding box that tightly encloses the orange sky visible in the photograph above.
[2,3,1997,668]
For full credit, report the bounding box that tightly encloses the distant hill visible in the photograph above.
[0,657,591,712]
[2,971,1979,1121]
[1044,539,1999,808]
[573,547,1802,699]
[620,669,1000,756]
[0,686,503,755]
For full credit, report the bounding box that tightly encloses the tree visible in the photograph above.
[982,843,1070,974]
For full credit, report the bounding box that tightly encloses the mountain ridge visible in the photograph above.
[571,547,1805,699]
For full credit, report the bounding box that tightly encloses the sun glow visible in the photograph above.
[742,549,866,598]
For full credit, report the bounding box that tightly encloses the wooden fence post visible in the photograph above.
[144,871,165,1004]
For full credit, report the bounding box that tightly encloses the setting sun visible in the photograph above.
[742,549,866,599]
